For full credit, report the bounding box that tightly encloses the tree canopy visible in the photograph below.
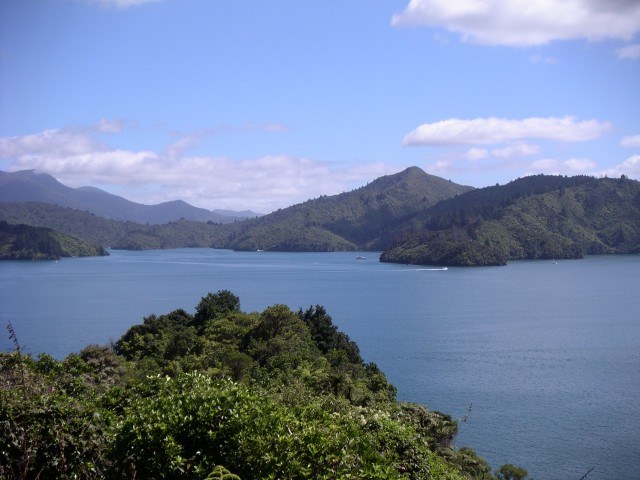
[1,291,527,479]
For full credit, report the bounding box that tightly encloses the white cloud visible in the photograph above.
[621,134,640,148]
[0,125,396,213]
[562,157,597,171]
[464,143,539,161]
[616,43,640,60]
[491,143,540,158]
[0,129,103,158]
[82,0,161,9]
[465,147,489,161]
[528,158,555,170]
[598,154,640,178]
[402,116,611,146]
[526,157,597,175]
[392,0,640,46]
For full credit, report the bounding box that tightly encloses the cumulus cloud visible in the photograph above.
[0,125,395,213]
[596,154,640,178]
[525,157,596,175]
[621,134,640,148]
[402,116,611,146]
[464,143,540,161]
[392,0,640,46]
[0,129,104,158]
[617,43,640,60]
[465,148,489,161]
[490,142,540,159]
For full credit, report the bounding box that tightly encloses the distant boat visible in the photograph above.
[355,256,366,260]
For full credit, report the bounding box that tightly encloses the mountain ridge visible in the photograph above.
[220,166,474,251]
[2,168,639,266]
[381,174,640,266]
[0,170,260,224]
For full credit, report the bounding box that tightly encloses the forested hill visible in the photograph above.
[219,166,474,251]
[0,167,473,252]
[381,175,640,266]
[3,171,639,264]
[0,220,108,260]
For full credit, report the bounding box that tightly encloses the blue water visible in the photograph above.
[1,249,639,479]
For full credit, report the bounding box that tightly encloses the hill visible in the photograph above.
[0,167,473,252]
[220,167,474,251]
[380,175,640,266]
[0,202,228,250]
[5,169,638,264]
[0,170,259,224]
[0,220,108,260]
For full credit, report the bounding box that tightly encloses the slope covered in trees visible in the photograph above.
[217,167,473,251]
[0,167,473,252]
[381,175,640,266]
[0,202,226,250]
[0,291,527,479]
[2,170,638,266]
[0,220,108,260]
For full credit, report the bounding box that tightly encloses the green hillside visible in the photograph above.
[0,221,108,260]
[0,202,227,250]
[380,175,640,266]
[219,167,473,251]
[0,167,472,252]
[3,171,639,265]
[2,291,524,479]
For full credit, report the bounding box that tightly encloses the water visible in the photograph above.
[1,249,639,479]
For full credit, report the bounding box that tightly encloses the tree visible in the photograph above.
[193,290,241,326]
[496,463,529,480]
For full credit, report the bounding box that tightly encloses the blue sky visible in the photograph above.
[1,0,639,213]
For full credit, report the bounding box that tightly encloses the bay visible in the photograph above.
[1,249,639,480]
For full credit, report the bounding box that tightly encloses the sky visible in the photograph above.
[1,0,639,213]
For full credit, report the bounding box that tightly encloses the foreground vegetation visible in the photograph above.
[1,291,528,479]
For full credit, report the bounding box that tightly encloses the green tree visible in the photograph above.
[496,463,529,480]
[193,290,241,326]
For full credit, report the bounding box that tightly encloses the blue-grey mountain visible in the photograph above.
[0,170,259,224]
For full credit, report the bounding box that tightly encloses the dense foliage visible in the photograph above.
[0,220,108,260]
[221,167,472,252]
[1,291,527,479]
[381,175,640,266]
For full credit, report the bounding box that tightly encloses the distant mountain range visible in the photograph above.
[0,170,260,224]
[1,167,638,266]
